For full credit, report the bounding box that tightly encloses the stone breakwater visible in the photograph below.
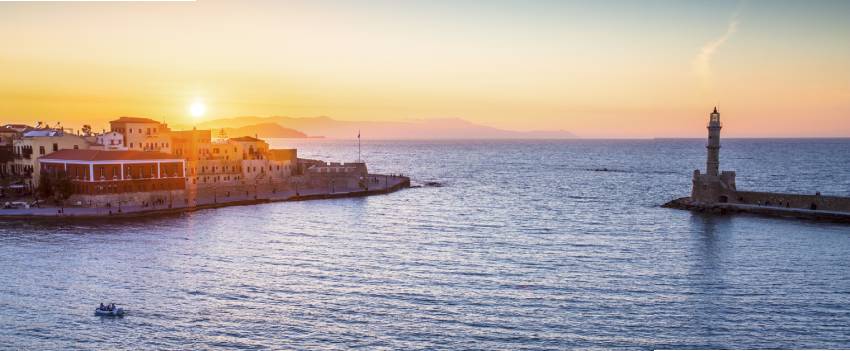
[0,174,410,220]
[663,197,850,224]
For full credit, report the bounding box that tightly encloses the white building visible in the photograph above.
[94,131,128,151]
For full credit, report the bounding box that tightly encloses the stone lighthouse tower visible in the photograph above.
[692,107,736,204]
[706,107,721,176]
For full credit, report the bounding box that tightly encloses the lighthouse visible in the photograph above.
[691,107,736,204]
[706,106,721,176]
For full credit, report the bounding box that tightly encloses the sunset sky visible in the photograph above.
[0,0,848,138]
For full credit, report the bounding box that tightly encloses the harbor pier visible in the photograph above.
[664,107,850,223]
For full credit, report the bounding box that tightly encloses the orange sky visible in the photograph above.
[0,0,848,138]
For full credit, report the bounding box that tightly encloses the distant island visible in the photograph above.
[180,116,576,140]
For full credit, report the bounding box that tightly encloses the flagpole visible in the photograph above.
[357,130,361,163]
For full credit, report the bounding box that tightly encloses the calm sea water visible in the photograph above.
[1,139,849,350]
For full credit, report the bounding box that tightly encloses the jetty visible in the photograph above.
[663,107,850,223]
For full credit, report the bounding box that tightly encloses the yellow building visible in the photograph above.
[109,117,172,153]
[169,130,295,188]
[11,129,92,185]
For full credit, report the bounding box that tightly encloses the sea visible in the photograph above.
[1,139,849,350]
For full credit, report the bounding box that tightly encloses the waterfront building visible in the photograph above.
[171,129,217,186]
[269,149,297,163]
[39,149,185,206]
[229,136,269,159]
[230,136,294,184]
[269,148,297,177]
[11,129,93,185]
[109,117,172,152]
[305,161,368,190]
[0,126,20,178]
[179,134,294,187]
[170,129,211,160]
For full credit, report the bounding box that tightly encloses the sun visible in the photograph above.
[189,99,206,120]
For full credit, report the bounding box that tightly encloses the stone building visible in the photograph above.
[171,131,293,188]
[305,161,368,191]
[109,117,171,152]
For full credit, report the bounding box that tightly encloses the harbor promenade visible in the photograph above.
[0,174,410,219]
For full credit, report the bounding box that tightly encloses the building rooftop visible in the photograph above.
[23,130,64,138]
[230,136,262,142]
[2,124,31,131]
[40,149,182,161]
[110,116,161,124]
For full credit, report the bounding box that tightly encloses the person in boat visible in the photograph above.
[100,303,105,310]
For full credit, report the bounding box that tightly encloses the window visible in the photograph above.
[73,145,79,149]
[52,143,58,151]
[129,128,132,134]
[39,146,45,155]
[130,143,134,148]
[138,128,142,133]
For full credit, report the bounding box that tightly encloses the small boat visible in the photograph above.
[95,304,125,317]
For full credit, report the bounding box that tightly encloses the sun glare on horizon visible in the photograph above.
[189,99,206,120]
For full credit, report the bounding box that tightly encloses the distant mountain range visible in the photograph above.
[216,123,308,139]
[183,116,575,139]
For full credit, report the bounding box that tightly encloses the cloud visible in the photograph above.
[694,16,739,91]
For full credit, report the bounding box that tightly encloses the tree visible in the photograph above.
[0,176,10,198]
[52,170,74,202]
[81,125,92,136]
[37,171,53,199]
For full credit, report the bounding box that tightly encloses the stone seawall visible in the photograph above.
[0,174,411,219]
[663,196,850,224]
[733,191,850,212]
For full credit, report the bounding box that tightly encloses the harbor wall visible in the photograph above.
[733,191,850,212]
[663,197,850,223]
[0,174,410,219]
